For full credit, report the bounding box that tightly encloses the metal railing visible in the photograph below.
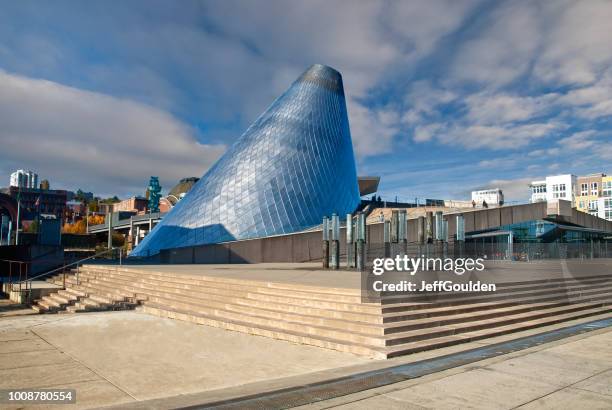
[363,241,612,265]
[4,247,122,304]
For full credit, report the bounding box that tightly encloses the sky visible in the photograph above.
[0,0,611,202]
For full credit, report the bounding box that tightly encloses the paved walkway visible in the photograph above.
[299,327,612,409]
[0,309,369,409]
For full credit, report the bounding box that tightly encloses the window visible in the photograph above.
[551,183,566,199]
[591,182,598,196]
[579,200,585,209]
[581,183,588,196]
[603,181,612,197]
[588,200,598,211]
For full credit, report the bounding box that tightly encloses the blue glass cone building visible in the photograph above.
[131,64,360,257]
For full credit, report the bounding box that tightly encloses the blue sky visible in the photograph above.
[0,0,610,201]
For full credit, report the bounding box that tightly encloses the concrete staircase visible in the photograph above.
[32,271,140,313]
[31,266,612,359]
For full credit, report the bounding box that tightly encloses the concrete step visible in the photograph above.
[143,295,384,336]
[79,267,362,302]
[384,305,612,358]
[138,303,385,359]
[380,275,612,304]
[73,281,136,302]
[31,304,46,313]
[383,284,612,323]
[58,288,86,299]
[82,267,610,312]
[67,265,612,359]
[381,279,612,311]
[87,274,383,322]
[385,300,612,346]
[384,291,612,334]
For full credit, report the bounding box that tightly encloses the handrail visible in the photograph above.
[9,247,122,303]
[17,247,119,285]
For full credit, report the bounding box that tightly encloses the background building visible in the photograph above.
[113,196,148,214]
[546,174,577,205]
[530,174,577,206]
[159,177,200,212]
[471,188,504,206]
[10,169,38,189]
[8,186,67,221]
[597,175,612,221]
[576,173,605,215]
[529,180,547,203]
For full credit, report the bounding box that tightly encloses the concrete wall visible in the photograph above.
[156,201,612,264]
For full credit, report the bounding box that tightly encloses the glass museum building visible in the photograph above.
[131,64,361,257]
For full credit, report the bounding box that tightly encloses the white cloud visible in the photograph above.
[534,0,612,86]
[558,131,598,151]
[348,102,400,158]
[450,1,541,86]
[430,121,563,150]
[413,123,443,142]
[0,70,225,196]
[465,93,557,124]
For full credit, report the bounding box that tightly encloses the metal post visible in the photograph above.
[417,216,425,244]
[15,197,21,245]
[129,216,134,251]
[330,213,340,270]
[425,212,433,244]
[507,231,513,260]
[322,217,329,269]
[383,220,391,258]
[390,210,399,243]
[456,215,465,258]
[398,210,407,255]
[107,212,113,249]
[356,212,366,271]
[434,211,444,241]
[346,213,354,268]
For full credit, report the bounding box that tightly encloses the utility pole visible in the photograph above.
[15,188,21,245]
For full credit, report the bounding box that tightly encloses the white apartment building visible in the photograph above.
[529,174,577,206]
[471,188,504,206]
[597,176,612,221]
[9,169,38,189]
[529,180,547,203]
[598,197,612,221]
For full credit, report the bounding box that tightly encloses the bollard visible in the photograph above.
[398,210,407,255]
[383,220,391,258]
[322,216,329,269]
[456,215,465,258]
[417,216,425,244]
[330,213,340,269]
[356,212,366,271]
[390,210,399,243]
[425,212,433,244]
[434,211,444,241]
[346,213,355,268]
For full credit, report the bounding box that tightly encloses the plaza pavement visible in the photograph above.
[0,296,611,409]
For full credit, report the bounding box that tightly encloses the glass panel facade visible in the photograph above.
[131,64,360,256]
[467,219,609,243]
